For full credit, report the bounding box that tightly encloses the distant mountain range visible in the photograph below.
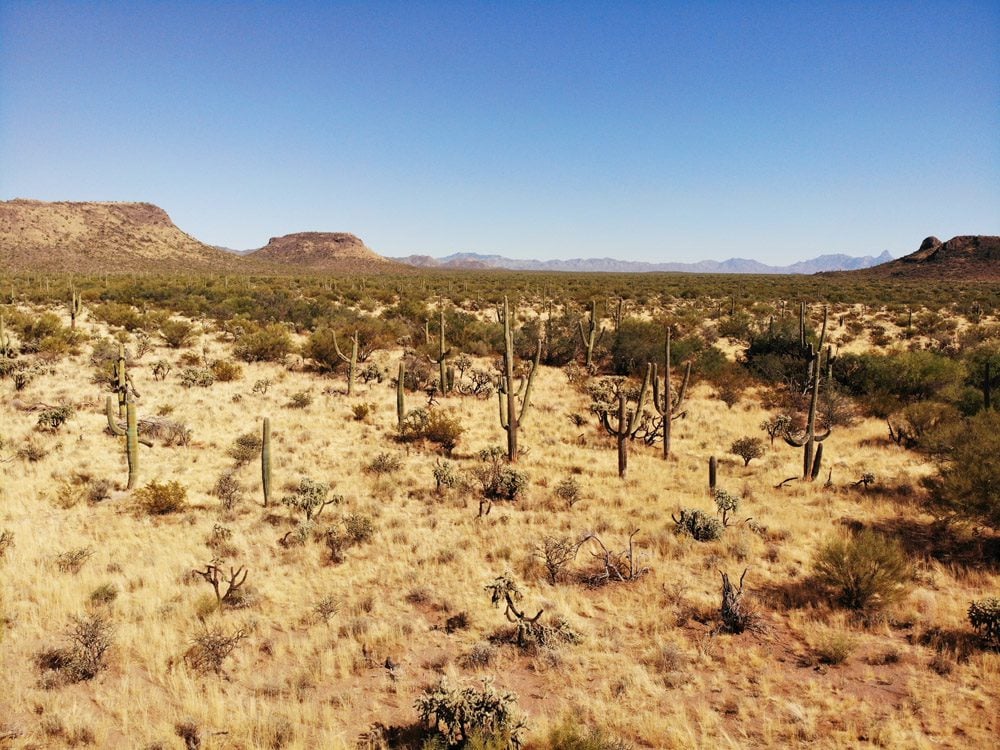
[4,199,997,279]
[389,250,896,274]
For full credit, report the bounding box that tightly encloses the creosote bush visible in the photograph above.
[812,529,911,611]
[133,480,188,515]
[730,436,765,466]
[228,432,263,466]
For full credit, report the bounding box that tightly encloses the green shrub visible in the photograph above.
[210,359,243,382]
[967,597,1000,646]
[133,480,187,515]
[923,410,1000,529]
[228,432,262,466]
[813,529,910,610]
[286,390,312,409]
[179,367,215,388]
[365,452,402,476]
[234,323,293,363]
[474,447,527,501]
[672,508,722,541]
[159,319,195,348]
[343,513,375,545]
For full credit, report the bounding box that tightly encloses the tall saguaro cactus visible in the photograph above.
[784,305,831,480]
[261,417,272,507]
[429,307,451,395]
[126,401,139,490]
[332,330,359,396]
[397,361,406,427]
[496,296,541,463]
[577,299,605,369]
[114,342,128,418]
[0,315,13,358]
[69,289,82,329]
[651,327,691,460]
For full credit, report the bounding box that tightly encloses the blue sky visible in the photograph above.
[1,1,998,263]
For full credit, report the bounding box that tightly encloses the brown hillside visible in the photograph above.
[851,234,1000,280]
[0,199,244,273]
[246,232,408,273]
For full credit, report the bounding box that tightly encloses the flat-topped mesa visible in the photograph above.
[0,198,241,273]
[247,232,392,267]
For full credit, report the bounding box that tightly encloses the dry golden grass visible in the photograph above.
[0,303,997,749]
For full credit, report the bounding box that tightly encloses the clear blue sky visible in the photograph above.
[1,1,998,263]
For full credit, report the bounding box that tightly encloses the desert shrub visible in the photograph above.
[730,436,764,466]
[160,319,195,348]
[91,302,147,331]
[56,547,94,574]
[179,367,215,388]
[351,402,374,421]
[555,476,582,508]
[185,626,247,674]
[474,447,527,501]
[36,404,74,432]
[967,598,1000,646]
[0,529,13,559]
[672,508,722,542]
[133,480,187,515]
[228,432,262,466]
[210,359,243,382]
[343,513,376,545]
[213,472,243,511]
[151,359,171,380]
[923,410,1000,528]
[88,583,119,607]
[234,323,293,363]
[415,677,526,749]
[423,409,465,454]
[537,535,580,585]
[809,631,857,665]
[286,390,312,408]
[282,478,341,522]
[366,452,402,477]
[252,378,271,394]
[433,460,458,493]
[813,529,911,610]
[36,614,114,684]
[545,719,633,750]
[713,489,741,526]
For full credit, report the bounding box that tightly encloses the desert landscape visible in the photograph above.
[0,200,998,749]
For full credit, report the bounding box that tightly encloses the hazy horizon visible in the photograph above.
[2,2,997,263]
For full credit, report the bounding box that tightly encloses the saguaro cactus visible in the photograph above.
[126,401,139,490]
[0,315,13,358]
[577,300,605,369]
[709,455,717,492]
[261,417,271,507]
[114,342,128,418]
[397,361,406,427]
[496,296,541,463]
[69,289,82,329]
[784,305,831,480]
[332,330,359,396]
[597,365,651,479]
[651,327,691,460]
[428,307,451,395]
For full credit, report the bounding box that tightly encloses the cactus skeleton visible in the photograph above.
[331,330,359,396]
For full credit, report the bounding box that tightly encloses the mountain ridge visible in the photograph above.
[389,250,896,275]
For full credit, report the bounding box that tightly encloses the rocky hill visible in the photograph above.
[845,235,1000,280]
[244,232,406,272]
[0,199,244,273]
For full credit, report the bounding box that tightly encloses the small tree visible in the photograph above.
[923,410,1000,529]
[730,436,765,466]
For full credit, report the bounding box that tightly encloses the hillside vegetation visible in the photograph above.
[0,273,998,749]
